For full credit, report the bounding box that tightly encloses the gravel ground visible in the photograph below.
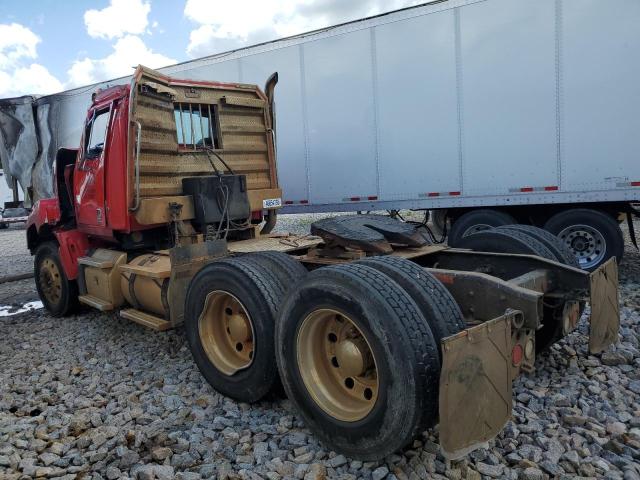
[0,217,639,480]
[0,224,31,278]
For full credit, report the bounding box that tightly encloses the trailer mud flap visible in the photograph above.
[588,258,620,354]
[439,313,516,460]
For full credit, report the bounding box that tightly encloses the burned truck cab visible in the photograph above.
[27,65,283,290]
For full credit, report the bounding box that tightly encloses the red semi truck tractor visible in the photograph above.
[25,66,619,460]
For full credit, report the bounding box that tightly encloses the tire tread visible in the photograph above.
[320,263,440,436]
[357,256,465,346]
[497,224,580,267]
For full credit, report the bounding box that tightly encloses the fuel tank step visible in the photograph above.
[78,255,115,269]
[78,294,114,311]
[120,308,171,331]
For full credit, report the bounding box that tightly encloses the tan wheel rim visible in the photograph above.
[297,309,379,422]
[39,258,62,305]
[198,291,254,376]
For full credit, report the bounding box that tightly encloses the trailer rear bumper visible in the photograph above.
[438,258,619,459]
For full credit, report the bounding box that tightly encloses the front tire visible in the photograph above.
[276,263,440,460]
[34,242,78,317]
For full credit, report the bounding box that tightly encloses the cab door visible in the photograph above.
[75,106,111,231]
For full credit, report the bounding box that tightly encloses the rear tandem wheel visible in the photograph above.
[184,258,286,403]
[356,256,465,354]
[276,263,441,460]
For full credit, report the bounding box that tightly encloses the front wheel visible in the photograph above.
[34,242,78,316]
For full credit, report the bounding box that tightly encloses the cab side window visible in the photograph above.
[85,109,110,159]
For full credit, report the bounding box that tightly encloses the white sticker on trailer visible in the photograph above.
[263,198,282,209]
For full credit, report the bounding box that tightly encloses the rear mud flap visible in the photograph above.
[439,313,516,459]
[589,258,620,354]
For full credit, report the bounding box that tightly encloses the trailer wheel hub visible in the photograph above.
[198,291,254,376]
[296,309,378,422]
[558,224,606,269]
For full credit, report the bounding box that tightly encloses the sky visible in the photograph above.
[0,0,422,98]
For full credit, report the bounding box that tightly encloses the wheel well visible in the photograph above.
[27,224,56,254]
[55,148,78,223]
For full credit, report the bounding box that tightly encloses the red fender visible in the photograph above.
[53,229,90,280]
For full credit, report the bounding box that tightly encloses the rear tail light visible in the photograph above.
[511,344,523,366]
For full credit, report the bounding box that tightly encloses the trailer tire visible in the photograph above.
[448,209,515,247]
[276,263,440,460]
[184,258,285,403]
[237,251,307,292]
[0,222,8,230]
[357,256,465,356]
[34,241,78,317]
[543,208,624,271]
[496,224,580,268]
[455,229,556,260]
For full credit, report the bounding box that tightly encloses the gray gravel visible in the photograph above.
[0,224,31,278]
[1,216,639,480]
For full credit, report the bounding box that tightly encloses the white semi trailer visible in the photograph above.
[0,0,638,269]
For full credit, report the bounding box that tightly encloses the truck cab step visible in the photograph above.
[120,308,171,331]
[78,294,114,311]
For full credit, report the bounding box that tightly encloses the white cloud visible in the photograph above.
[67,35,176,87]
[0,23,40,69]
[0,64,64,96]
[84,0,151,40]
[0,23,63,97]
[67,1,175,88]
[184,0,421,58]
